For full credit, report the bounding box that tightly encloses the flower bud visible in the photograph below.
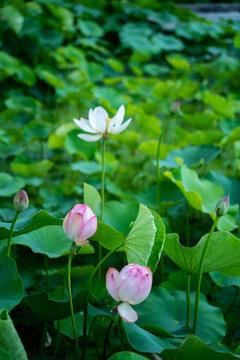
[63,204,97,246]
[215,195,229,217]
[170,100,181,114]
[13,190,29,212]
[106,264,152,323]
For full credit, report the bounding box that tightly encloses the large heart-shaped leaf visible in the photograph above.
[210,271,240,288]
[23,289,87,321]
[123,322,176,353]
[0,258,24,312]
[0,173,25,197]
[135,287,225,344]
[12,225,70,258]
[162,270,211,294]
[147,210,165,273]
[0,310,28,360]
[161,335,240,360]
[0,347,13,360]
[159,145,220,169]
[164,164,237,231]
[204,172,240,206]
[124,204,156,266]
[55,312,85,339]
[83,182,101,214]
[164,231,240,276]
[91,222,125,251]
[164,164,223,214]
[108,352,149,360]
[0,210,63,240]
[103,201,139,236]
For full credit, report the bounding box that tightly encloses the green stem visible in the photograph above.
[54,266,68,357]
[192,216,219,334]
[117,315,125,350]
[103,320,114,359]
[44,255,49,293]
[186,273,191,327]
[156,130,164,213]
[156,115,172,213]
[82,243,123,360]
[101,136,106,222]
[86,315,99,344]
[97,137,107,275]
[186,207,192,247]
[67,243,80,360]
[6,212,19,257]
[224,286,240,317]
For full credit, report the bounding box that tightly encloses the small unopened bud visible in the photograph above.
[13,190,29,212]
[215,195,229,216]
[170,100,181,114]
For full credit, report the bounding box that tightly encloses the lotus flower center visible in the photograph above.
[105,117,112,130]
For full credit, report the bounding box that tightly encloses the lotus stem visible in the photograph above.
[44,255,49,293]
[192,215,219,333]
[82,243,123,360]
[6,211,19,257]
[97,136,107,276]
[103,320,114,359]
[186,273,191,327]
[54,266,68,356]
[67,242,80,360]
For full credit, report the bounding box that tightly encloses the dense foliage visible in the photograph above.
[1,0,240,359]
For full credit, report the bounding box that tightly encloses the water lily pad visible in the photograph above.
[161,335,240,360]
[210,271,240,288]
[0,210,63,240]
[0,258,24,312]
[108,352,149,360]
[23,289,87,321]
[147,210,165,274]
[123,322,176,353]
[83,182,101,214]
[164,164,237,231]
[0,310,27,360]
[164,231,240,276]
[160,145,220,169]
[124,205,156,266]
[0,173,25,197]
[135,287,225,344]
[12,225,70,258]
[164,164,223,214]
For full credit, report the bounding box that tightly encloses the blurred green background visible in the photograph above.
[1,0,240,218]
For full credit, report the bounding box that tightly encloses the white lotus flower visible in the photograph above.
[73,105,132,142]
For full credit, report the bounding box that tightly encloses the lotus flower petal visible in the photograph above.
[74,118,97,134]
[118,302,138,323]
[63,204,97,245]
[79,215,97,240]
[113,118,132,134]
[108,105,125,134]
[106,267,120,301]
[90,106,108,133]
[117,264,152,305]
[77,133,103,142]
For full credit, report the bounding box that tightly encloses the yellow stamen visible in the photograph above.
[105,117,111,130]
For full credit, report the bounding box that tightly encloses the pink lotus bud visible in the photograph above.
[13,190,29,212]
[63,204,97,246]
[215,195,229,217]
[170,100,181,114]
[106,264,152,323]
